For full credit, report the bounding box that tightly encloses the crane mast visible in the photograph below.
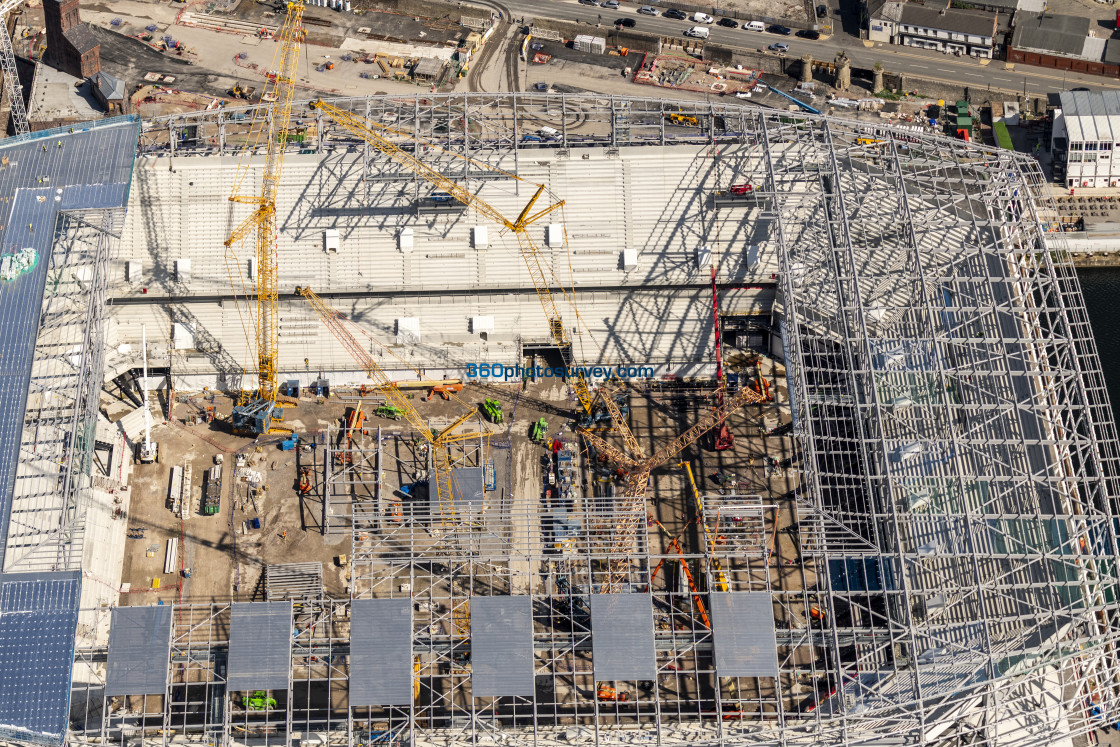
[225,0,305,434]
[307,100,594,415]
[0,0,29,135]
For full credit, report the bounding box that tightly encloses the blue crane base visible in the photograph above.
[232,398,278,435]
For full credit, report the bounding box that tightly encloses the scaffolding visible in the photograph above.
[65,97,1120,747]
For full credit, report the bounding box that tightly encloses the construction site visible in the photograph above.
[0,1,1116,746]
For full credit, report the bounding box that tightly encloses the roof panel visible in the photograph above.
[227,602,292,692]
[589,594,656,681]
[350,599,412,706]
[0,571,81,743]
[450,467,484,513]
[471,596,534,697]
[709,592,779,678]
[106,606,173,696]
[0,118,138,568]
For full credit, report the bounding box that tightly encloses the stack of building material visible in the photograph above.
[574,34,606,54]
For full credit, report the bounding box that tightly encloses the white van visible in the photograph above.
[685,26,710,38]
[746,20,766,31]
[692,11,715,23]
[538,126,560,139]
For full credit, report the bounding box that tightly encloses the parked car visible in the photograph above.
[578,0,598,5]
[768,42,789,52]
[717,17,739,27]
[796,28,820,39]
[664,8,688,19]
[637,5,660,14]
[601,0,620,7]
[816,4,828,15]
[617,17,636,26]
[768,24,792,34]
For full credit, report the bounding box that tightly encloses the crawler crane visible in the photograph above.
[224,0,305,435]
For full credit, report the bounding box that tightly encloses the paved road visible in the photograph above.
[481,0,1120,97]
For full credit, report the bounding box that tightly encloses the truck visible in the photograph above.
[203,465,222,515]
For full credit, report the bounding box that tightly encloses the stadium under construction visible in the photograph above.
[0,93,1117,747]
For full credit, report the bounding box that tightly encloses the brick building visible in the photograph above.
[43,0,100,79]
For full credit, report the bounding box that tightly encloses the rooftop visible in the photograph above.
[1056,89,1120,144]
[898,2,998,36]
[92,70,125,101]
[1011,12,1091,57]
[63,24,99,55]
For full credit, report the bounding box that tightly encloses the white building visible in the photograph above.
[867,0,998,58]
[1051,90,1120,188]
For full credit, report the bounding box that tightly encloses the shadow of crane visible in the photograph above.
[168,303,244,394]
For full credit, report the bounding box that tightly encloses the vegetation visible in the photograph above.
[993,120,1014,150]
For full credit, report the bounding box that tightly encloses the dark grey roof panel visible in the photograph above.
[450,467,484,512]
[710,592,779,677]
[589,594,656,681]
[1011,13,1089,57]
[106,606,173,696]
[898,4,997,37]
[63,25,99,54]
[471,596,534,697]
[350,599,413,706]
[227,602,292,691]
[0,571,81,743]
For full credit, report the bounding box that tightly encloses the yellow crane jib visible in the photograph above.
[297,287,485,526]
[224,0,306,435]
[306,99,595,415]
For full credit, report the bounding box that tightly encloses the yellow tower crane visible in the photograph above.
[307,99,595,415]
[224,0,306,435]
[298,287,487,526]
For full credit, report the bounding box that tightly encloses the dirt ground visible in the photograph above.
[719,0,807,23]
[116,353,807,611]
[118,378,570,605]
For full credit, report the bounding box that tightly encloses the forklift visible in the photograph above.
[530,417,547,443]
[482,398,503,424]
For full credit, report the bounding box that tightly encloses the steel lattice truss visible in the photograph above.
[6,209,122,574]
[69,96,1120,747]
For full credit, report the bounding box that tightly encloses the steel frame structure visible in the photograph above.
[5,208,122,573]
[65,96,1120,747]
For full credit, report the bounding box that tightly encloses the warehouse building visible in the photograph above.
[1051,89,1120,188]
